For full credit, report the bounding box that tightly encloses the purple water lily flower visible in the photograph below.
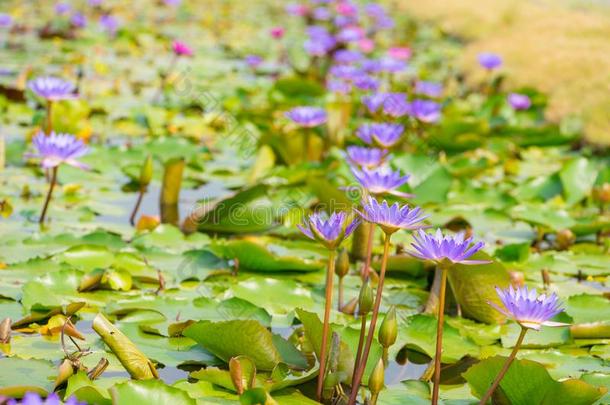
[357,197,427,235]
[0,13,13,28]
[382,93,410,117]
[164,0,182,5]
[327,79,352,95]
[414,81,443,98]
[304,34,336,56]
[286,3,309,17]
[286,106,327,127]
[408,99,441,123]
[244,54,263,68]
[336,26,364,43]
[353,74,379,91]
[329,64,363,80]
[362,93,386,114]
[507,93,531,110]
[478,52,502,70]
[351,166,413,198]
[410,229,490,265]
[313,7,332,20]
[71,12,87,28]
[25,132,89,170]
[346,146,388,168]
[55,2,71,15]
[333,49,363,64]
[7,392,86,405]
[489,286,568,330]
[356,123,404,148]
[28,76,76,101]
[99,14,119,36]
[378,56,407,73]
[298,211,360,250]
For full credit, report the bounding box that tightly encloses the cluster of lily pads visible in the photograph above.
[0,0,609,405]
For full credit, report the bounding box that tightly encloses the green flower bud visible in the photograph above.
[139,154,153,187]
[335,247,349,278]
[368,358,385,396]
[358,280,374,315]
[378,306,397,349]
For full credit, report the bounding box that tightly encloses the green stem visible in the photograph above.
[129,186,146,226]
[370,393,379,405]
[45,100,53,135]
[39,166,58,224]
[361,222,375,280]
[431,264,449,405]
[338,276,344,311]
[350,315,367,388]
[479,327,528,405]
[348,234,391,405]
[317,249,337,402]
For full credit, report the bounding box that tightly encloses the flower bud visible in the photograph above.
[139,154,153,187]
[358,280,374,315]
[368,358,385,396]
[229,357,244,394]
[593,183,610,204]
[335,248,349,278]
[556,229,575,250]
[378,306,397,349]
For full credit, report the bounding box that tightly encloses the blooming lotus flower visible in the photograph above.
[327,79,352,95]
[346,146,388,168]
[414,81,443,98]
[410,229,490,265]
[28,77,76,101]
[286,3,309,17]
[377,57,407,73]
[333,49,363,64]
[55,2,71,15]
[382,93,410,117]
[244,55,263,68]
[313,7,332,21]
[286,107,327,127]
[298,211,360,250]
[362,93,386,114]
[99,14,118,35]
[357,197,427,235]
[304,29,336,56]
[26,132,89,170]
[336,27,364,43]
[329,65,363,80]
[0,13,12,28]
[172,41,193,57]
[358,38,375,53]
[353,75,379,91]
[388,46,411,61]
[478,52,502,70]
[71,12,87,28]
[356,123,404,148]
[508,93,531,110]
[408,99,441,123]
[351,166,412,198]
[9,392,85,405]
[489,286,567,330]
[270,26,285,39]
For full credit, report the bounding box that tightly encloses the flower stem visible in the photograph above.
[431,264,449,405]
[338,276,344,311]
[361,222,375,280]
[350,315,367,387]
[154,54,178,103]
[478,327,528,405]
[45,100,53,135]
[317,249,337,402]
[348,234,391,405]
[39,166,58,224]
[129,186,146,226]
